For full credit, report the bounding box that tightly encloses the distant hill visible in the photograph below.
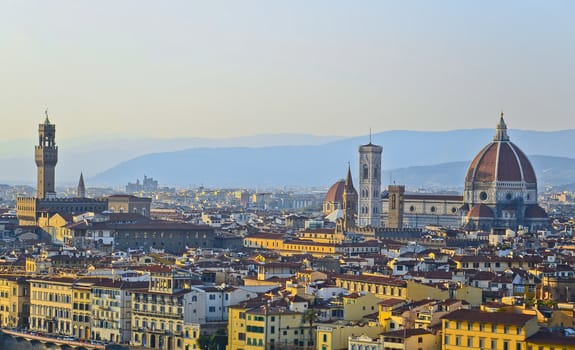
[382,156,575,190]
[3,128,575,188]
[90,128,575,188]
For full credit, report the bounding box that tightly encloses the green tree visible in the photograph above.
[303,309,320,349]
[197,328,227,350]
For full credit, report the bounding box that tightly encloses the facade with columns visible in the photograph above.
[377,114,549,231]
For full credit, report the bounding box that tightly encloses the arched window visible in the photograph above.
[362,164,369,179]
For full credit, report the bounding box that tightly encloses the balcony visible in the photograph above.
[133,310,181,320]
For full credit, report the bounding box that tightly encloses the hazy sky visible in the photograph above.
[1,0,573,141]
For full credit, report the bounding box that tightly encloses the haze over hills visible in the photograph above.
[0,133,344,185]
[2,129,575,189]
[90,129,575,189]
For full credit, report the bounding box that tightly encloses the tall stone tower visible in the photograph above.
[358,141,383,227]
[77,173,86,198]
[342,164,358,231]
[35,111,58,199]
[387,185,405,229]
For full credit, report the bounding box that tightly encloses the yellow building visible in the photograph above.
[228,303,250,350]
[244,233,337,257]
[29,277,75,335]
[0,275,30,328]
[348,328,438,350]
[406,280,482,307]
[183,323,201,350]
[342,292,381,321]
[91,279,148,344]
[131,266,193,350]
[247,306,308,350]
[441,309,538,350]
[525,331,575,350]
[316,321,382,350]
[37,212,71,244]
[227,302,311,350]
[335,274,408,300]
[297,228,344,244]
[72,282,92,340]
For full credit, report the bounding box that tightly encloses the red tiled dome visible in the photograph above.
[465,123,536,184]
[325,180,345,204]
[467,204,494,218]
[525,205,548,218]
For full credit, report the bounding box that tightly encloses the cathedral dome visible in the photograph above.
[465,117,536,185]
[525,204,548,218]
[325,180,345,204]
[467,204,494,218]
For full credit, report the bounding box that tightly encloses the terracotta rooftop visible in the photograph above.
[442,309,535,326]
[335,274,406,287]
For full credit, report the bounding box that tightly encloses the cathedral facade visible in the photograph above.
[324,113,549,233]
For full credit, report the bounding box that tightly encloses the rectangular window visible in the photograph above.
[503,341,509,350]
[479,338,484,348]
[468,322,473,330]
[491,339,497,349]
[467,337,473,347]
[455,336,461,346]
[444,335,449,345]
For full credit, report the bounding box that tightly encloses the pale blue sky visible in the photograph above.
[1,0,573,140]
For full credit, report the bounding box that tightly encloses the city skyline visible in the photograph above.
[1,1,574,141]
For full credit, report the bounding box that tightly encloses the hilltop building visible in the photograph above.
[126,175,159,193]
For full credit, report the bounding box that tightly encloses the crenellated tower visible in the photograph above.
[35,111,58,199]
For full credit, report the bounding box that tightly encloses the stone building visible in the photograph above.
[16,115,108,226]
[380,114,549,232]
[461,114,549,231]
[131,266,194,350]
[107,194,152,217]
[0,276,29,329]
[358,141,383,228]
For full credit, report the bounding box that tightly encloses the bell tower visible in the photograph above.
[35,110,58,199]
[358,139,383,227]
[342,164,358,231]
